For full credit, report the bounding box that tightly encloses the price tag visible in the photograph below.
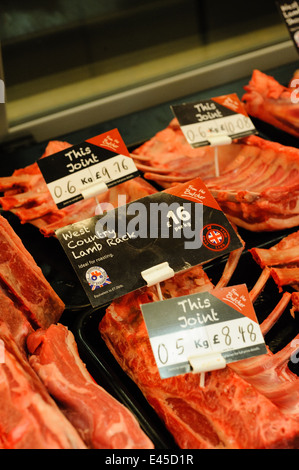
[56,177,243,308]
[171,93,256,148]
[141,284,267,379]
[276,1,299,53]
[38,129,139,209]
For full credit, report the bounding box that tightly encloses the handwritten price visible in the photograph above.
[151,319,259,367]
[186,115,253,143]
[52,158,130,200]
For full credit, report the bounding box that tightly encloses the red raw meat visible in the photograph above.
[250,230,299,291]
[99,266,299,449]
[196,135,299,232]
[291,292,299,316]
[230,335,299,420]
[27,323,154,449]
[132,121,299,231]
[0,140,157,237]
[270,267,299,291]
[132,118,244,188]
[259,291,292,335]
[0,284,33,351]
[0,214,65,328]
[242,69,299,138]
[0,322,86,449]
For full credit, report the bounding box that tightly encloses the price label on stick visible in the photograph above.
[141,285,267,379]
[171,93,256,148]
[38,129,139,209]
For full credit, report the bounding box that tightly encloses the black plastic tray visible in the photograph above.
[0,209,90,310]
[71,225,299,448]
[251,117,299,149]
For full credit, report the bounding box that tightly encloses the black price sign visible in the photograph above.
[56,177,243,308]
[38,129,139,209]
[171,93,256,148]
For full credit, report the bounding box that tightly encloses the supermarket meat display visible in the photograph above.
[27,323,154,449]
[132,121,299,231]
[242,69,299,138]
[99,266,299,449]
[0,64,299,449]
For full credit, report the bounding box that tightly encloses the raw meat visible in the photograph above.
[242,69,299,138]
[259,291,292,335]
[0,140,157,237]
[27,323,154,449]
[230,336,299,420]
[99,266,299,449]
[132,121,299,231]
[291,292,299,317]
[186,135,299,232]
[132,118,244,188]
[250,230,299,291]
[0,284,33,351]
[0,322,87,449]
[0,214,65,328]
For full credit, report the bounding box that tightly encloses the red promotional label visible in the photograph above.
[212,93,248,117]
[166,177,221,212]
[87,128,130,157]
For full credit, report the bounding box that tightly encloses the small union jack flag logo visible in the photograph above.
[207,229,223,245]
[201,224,230,252]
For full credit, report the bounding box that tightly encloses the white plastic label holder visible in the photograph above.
[188,352,226,388]
[208,135,232,147]
[141,262,175,301]
[80,181,109,216]
[81,181,109,200]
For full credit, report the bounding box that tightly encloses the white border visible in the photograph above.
[0,45,8,140]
